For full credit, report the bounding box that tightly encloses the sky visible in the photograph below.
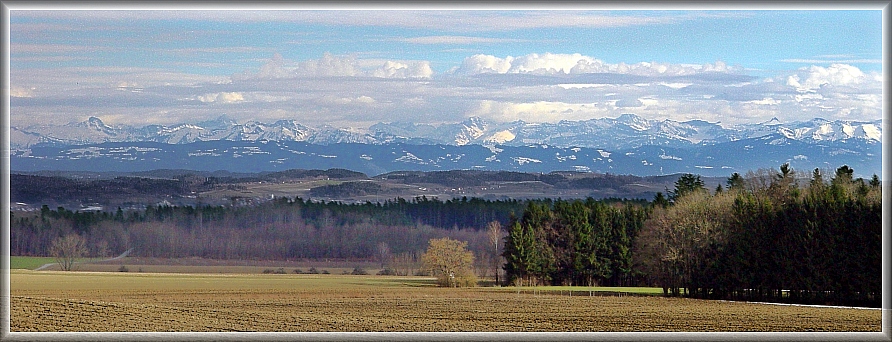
[7,5,885,130]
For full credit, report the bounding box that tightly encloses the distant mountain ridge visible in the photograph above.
[11,132,880,178]
[11,114,881,178]
[11,114,882,151]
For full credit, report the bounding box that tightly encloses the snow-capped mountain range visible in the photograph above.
[10,114,882,151]
[10,114,881,178]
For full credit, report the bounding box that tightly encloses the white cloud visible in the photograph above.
[317,95,377,106]
[453,53,738,76]
[455,54,515,74]
[785,64,872,92]
[10,86,36,97]
[10,47,882,130]
[355,95,376,104]
[614,98,645,108]
[746,97,780,106]
[782,58,883,64]
[234,53,434,80]
[10,66,229,98]
[556,84,608,89]
[197,92,245,103]
[294,53,362,77]
[372,61,433,79]
[468,100,611,123]
[510,53,598,74]
[231,52,360,80]
[659,82,692,89]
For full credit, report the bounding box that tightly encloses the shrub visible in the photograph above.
[351,267,368,275]
[377,268,397,276]
[321,269,330,274]
[293,269,303,274]
[307,267,319,274]
[435,270,478,287]
[118,265,129,272]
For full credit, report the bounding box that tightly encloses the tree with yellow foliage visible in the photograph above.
[421,237,477,287]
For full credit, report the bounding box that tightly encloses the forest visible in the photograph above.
[9,164,881,307]
[502,164,881,307]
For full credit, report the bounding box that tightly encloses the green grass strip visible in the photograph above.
[10,256,95,270]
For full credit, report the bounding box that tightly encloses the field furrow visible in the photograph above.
[10,270,881,332]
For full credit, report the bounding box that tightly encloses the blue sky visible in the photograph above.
[7,7,884,129]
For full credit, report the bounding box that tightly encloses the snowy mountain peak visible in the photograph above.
[197,115,239,129]
[454,116,489,145]
[778,127,796,139]
[86,116,105,127]
[77,116,120,137]
[483,130,517,144]
[616,113,650,131]
[860,124,882,141]
[9,114,882,151]
[763,117,782,126]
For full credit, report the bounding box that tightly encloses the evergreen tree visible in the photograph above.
[832,165,854,186]
[869,174,880,188]
[669,174,706,202]
[810,168,825,188]
[652,192,669,208]
[503,221,533,286]
[727,172,745,192]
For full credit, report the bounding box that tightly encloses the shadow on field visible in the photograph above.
[392,278,439,287]
[350,277,439,288]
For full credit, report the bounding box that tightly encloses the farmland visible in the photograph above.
[9,269,881,332]
[9,256,60,270]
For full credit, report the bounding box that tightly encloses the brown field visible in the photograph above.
[34,256,383,275]
[9,269,881,332]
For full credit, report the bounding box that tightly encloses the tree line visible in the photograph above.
[639,165,880,307]
[501,164,880,307]
[10,195,530,263]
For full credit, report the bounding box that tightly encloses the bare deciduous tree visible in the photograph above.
[486,221,504,285]
[376,241,391,269]
[50,234,88,271]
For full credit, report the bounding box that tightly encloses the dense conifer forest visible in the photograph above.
[501,165,881,307]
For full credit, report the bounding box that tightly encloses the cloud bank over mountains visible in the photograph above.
[10,9,881,133]
[230,53,434,80]
[11,52,882,131]
[452,53,735,76]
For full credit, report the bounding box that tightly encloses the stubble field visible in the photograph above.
[9,270,881,332]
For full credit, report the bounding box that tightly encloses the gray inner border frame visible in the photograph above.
[0,1,889,341]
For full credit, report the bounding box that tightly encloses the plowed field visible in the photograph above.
[9,270,881,332]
